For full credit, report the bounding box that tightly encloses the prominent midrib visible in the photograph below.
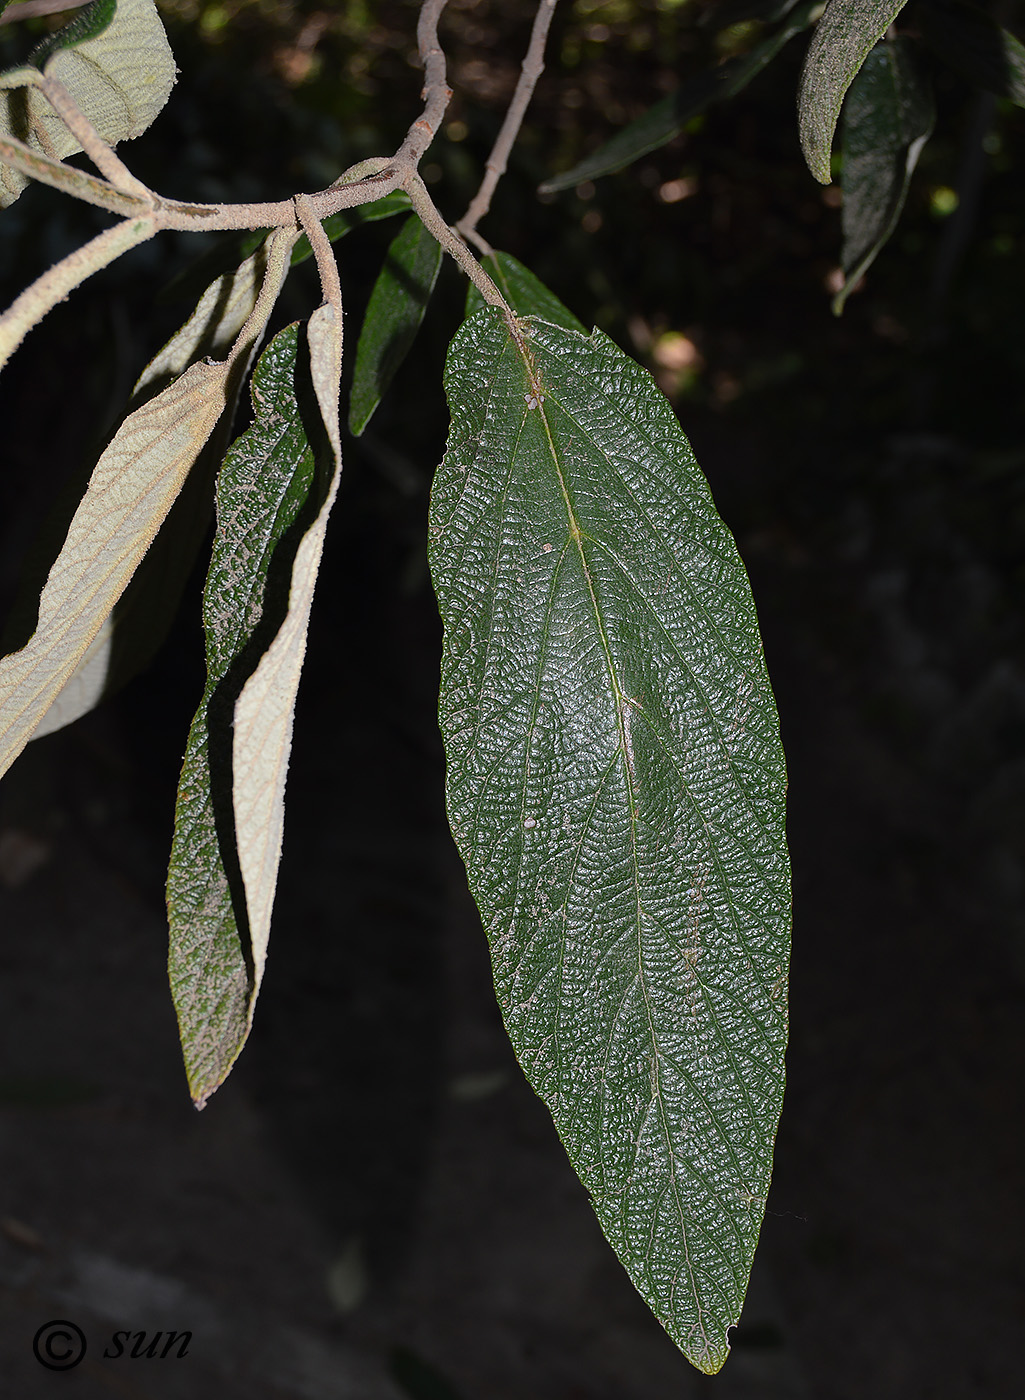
[523,340,705,1325]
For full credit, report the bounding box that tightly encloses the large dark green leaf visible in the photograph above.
[539,0,819,192]
[798,0,909,183]
[27,0,117,68]
[167,321,336,1107]
[430,309,790,1374]
[464,250,585,332]
[835,38,934,313]
[348,213,443,436]
[920,0,1025,106]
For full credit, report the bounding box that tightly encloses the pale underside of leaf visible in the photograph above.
[168,308,342,1107]
[233,301,343,1000]
[798,0,908,184]
[430,310,790,1373]
[30,237,285,740]
[0,227,295,780]
[0,357,231,780]
[0,0,176,207]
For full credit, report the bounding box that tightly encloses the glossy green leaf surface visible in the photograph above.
[920,0,1025,106]
[539,1,818,192]
[798,0,908,183]
[28,0,117,67]
[430,310,791,1373]
[167,321,333,1107]
[348,214,443,436]
[835,38,934,313]
[464,250,585,332]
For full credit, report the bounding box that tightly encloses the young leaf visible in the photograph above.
[430,310,790,1374]
[798,0,908,185]
[539,0,819,192]
[464,250,586,332]
[29,236,290,741]
[348,214,443,436]
[167,312,342,1108]
[834,38,934,314]
[919,0,1025,106]
[0,0,176,207]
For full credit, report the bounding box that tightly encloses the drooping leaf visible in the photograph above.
[464,250,586,332]
[0,0,176,207]
[348,213,443,436]
[429,309,790,1374]
[0,228,295,778]
[798,0,908,184]
[919,0,1025,106]
[167,311,342,1108]
[0,365,231,780]
[29,235,291,740]
[834,38,934,313]
[232,300,343,1010]
[539,0,819,192]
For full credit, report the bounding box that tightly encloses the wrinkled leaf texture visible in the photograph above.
[0,0,176,207]
[168,318,340,1107]
[430,308,790,1372]
[835,38,934,314]
[798,0,908,183]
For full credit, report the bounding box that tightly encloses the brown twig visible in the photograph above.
[294,194,342,317]
[393,0,453,171]
[458,0,559,237]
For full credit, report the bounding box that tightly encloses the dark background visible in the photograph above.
[0,1,1023,1396]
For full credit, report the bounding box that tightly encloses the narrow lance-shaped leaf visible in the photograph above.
[834,38,934,314]
[29,235,289,740]
[465,250,585,332]
[430,309,790,1374]
[919,0,1025,106]
[539,0,819,193]
[348,213,443,436]
[168,310,343,1107]
[798,0,908,184]
[0,228,296,781]
[0,0,176,207]
[233,300,344,1006]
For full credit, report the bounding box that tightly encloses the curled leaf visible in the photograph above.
[0,0,176,207]
[798,0,908,184]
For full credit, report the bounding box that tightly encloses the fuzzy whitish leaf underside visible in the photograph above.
[429,309,791,1373]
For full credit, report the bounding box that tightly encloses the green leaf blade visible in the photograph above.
[168,320,331,1107]
[430,311,790,1374]
[348,214,443,436]
[539,0,819,193]
[798,0,908,184]
[835,38,934,313]
[464,250,585,331]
